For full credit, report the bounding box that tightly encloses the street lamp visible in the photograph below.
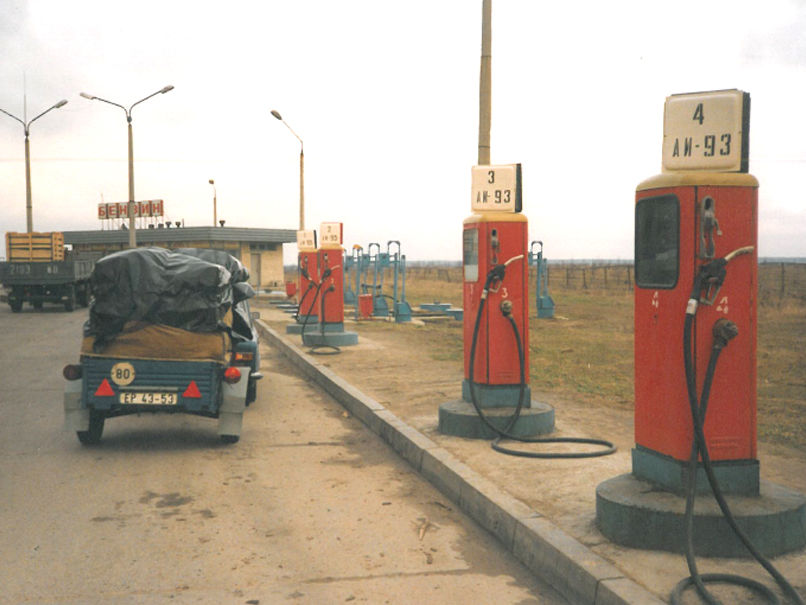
[270,109,304,230]
[208,179,217,226]
[0,98,68,233]
[80,85,174,248]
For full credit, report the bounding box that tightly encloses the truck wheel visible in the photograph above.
[77,284,89,307]
[9,300,22,313]
[77,411,105,445]
[246,378,257,405]
[64,285,76,312]
[220,434,240,444]
[32,300,43,310]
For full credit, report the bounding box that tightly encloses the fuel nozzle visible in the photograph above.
[482,254,524,300]
[321,264,341,279]
[686,246,754,315]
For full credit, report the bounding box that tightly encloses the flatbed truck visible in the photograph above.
[1,232,94,312]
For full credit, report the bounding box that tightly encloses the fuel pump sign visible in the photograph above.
[296,229,317,251]
[662,89,750,173]
[320,222,343,246]
[471,164,522,213]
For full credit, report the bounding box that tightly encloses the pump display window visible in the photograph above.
[635,195,679,288]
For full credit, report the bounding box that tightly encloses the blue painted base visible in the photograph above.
[302,330,359,347]
[461,379,532,409]
[632,445,760,496]
[420,302,451,312]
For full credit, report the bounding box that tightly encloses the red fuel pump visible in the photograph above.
[301,222,358,351]
[631,90,761,491]
[599,92,804,605]
[461,164,528,405]
[317,245,344,327]
[317,222,344,327]
[463,212,529,394]
[634,173,758,475]
[446,164,613,457]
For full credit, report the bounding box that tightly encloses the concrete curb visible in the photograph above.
[257,320,665,605]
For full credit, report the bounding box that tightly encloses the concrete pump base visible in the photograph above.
[596,473,806,558]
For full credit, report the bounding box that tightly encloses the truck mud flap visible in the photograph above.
[218,366,251,440]
[64,378,89,432]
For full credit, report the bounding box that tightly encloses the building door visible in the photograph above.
[250,253,261,289]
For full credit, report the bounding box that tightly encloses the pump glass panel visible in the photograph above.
[635,195,679,288]
[463,228,479,282]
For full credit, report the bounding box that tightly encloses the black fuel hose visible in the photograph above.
[307,283,341,356]
[294,281,315,322]
[466,265,616,459]
[300,279,325,340]
[671,313,804,605]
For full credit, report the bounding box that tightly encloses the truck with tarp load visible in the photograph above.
[1,232,94,312]
[62,247,262,445]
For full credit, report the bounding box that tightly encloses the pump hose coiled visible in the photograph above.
[299,279,325,340]
[671,313,804,605]
[466,265,616,459]
[307,284,341,356]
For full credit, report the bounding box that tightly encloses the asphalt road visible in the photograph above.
[0,303,567,604]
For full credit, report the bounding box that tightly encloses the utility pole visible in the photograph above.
[478,0,492,165]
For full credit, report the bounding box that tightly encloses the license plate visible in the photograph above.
[119,391,178,405]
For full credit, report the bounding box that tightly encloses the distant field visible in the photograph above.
[286,262,806,452]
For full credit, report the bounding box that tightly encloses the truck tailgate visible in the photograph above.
[83,357,224,415]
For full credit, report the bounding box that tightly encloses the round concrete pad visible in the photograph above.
[596,473,806,558]
[438,399,555,440]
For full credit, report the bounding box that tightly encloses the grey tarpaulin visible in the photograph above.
[86,247,253,350]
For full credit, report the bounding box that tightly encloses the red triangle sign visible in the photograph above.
[183,381,202,398]
[95,378,115,397]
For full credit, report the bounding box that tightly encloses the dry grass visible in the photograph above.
[287,265,806,452]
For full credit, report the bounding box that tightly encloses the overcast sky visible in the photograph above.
[1,0,805,262]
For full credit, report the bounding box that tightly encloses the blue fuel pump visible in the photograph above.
[528,240,555,319]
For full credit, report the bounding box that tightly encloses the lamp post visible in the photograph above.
[270,109,304,230]
[209,179,217,226]
[0,98,68,233]
[80,85,174,248]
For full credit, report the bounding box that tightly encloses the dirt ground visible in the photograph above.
[257,299,806,604]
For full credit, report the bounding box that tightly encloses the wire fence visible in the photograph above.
[406,262,806,304]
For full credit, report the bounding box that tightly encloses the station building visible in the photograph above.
[63,226,296,291]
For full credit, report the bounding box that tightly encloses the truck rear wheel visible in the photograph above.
[64,285,76,312]
[77,411,105,445]
[77,284,89,307]
[9,300,22,313]
[246,378,257,405]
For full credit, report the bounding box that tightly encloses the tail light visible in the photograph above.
[223,366,242,384]
[233,351,254,364]
[63,364,83,381]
